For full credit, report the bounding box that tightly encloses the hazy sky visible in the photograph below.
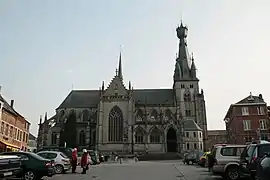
[1,0,270,136]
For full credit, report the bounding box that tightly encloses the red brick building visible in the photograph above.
[206,130,228,150]
[224,93,269,145]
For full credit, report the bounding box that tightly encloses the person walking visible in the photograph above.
[207,152,215,172]
[81,149,89,174]
[71,148,78,173]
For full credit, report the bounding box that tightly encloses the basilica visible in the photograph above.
[37,22,208,154]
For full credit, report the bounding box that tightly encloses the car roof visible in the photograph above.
[216,144,246,148]
[37,151,60,154]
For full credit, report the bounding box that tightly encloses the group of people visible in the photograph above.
[70,148,90,174]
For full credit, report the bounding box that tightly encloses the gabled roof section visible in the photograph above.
[133,89,174,105]
[183,120,202,131]
[0,94,26,120]
[56,90,99,110]
[29,133,36,140]
[236,93,265,104]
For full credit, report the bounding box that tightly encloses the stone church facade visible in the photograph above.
[39,22,208,154]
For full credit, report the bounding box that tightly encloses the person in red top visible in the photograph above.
[71,148,78,173]
[81,149,89,174]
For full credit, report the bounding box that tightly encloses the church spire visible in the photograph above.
[174,21,196,82]
[190,53,197,79]
[117,52,123,79]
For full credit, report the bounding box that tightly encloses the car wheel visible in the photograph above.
[55,165,64,174]
[225,166,240,180]
[23,170,36,180]
[189,160,193,165]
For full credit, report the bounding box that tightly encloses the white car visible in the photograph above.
[37,151,71,174]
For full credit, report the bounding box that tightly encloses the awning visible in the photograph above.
[0,140,20,149]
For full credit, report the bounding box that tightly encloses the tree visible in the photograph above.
[59,129,65,147]
[63,112,77,148]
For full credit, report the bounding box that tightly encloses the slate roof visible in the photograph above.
[29,133,36,140]
[183,120,202,131]
[57,90,100,109]
[236,94,265,104]
[133,89,174,105]
[57,89,175,109]
[0,94,25,119]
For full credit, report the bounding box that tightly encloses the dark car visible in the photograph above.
[240,142,270,179]
[88,150,100,165]
[0,155,21,178]
[256,153,270,180]
[37,146,73,159]
[1,152,55,180]
[183,151,198,165]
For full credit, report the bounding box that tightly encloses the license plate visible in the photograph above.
[4,172,12,176]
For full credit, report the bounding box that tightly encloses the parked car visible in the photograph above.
[183,151,198,165]
[198,151,210,167]
[256,152,270,180]
[88,150,100,165]
[37,146,73,159]
[240,141,270,179]
[211,144,246,180]
[1,151,55,180]
[0,155,21,178]
[37,151,71,174]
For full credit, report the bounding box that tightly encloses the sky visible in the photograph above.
[1,0,270,136]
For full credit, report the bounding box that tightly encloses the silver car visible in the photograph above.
[212,144,246,180]
[37,151,71,174]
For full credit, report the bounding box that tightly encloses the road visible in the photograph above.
[44,160,222,180]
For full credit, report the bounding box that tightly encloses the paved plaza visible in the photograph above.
[43,160,222,180]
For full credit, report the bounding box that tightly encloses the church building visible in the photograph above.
[38,22,208,154]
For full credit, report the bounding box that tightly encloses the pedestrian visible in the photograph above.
[207,152,215,172]
[71,148,78,173]
[81,149,89,174]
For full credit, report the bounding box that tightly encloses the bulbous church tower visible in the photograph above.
[45,21,208,154]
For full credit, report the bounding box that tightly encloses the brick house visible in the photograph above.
[0,94,30,152]
[224,93,269,145]
[206,130,227,150]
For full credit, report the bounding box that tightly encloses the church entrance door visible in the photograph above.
[167,128,177,152]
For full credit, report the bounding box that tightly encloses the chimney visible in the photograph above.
[10,100,14,108]
[259,94,263,99]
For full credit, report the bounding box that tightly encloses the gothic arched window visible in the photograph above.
[136,109,143,121]
[79,131,86,145]
[108,106,123,142]
[150,109,158,120]
[184,93,191,101]
[135,127,145,144]
[51,132,57,145]
[82,110,89,122]
[58,110,65,123]
[164,109,172,120]
[150,127,161,143]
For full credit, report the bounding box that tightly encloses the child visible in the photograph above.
[81,149,89,174]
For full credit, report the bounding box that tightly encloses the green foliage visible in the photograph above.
[59,129,65,147]
[63,112,77,148]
